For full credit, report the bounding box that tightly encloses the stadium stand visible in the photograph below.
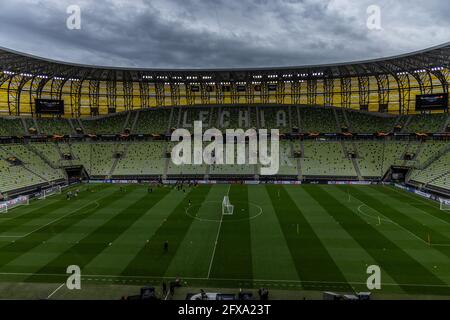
[334,109,348,131]
[0,107,449,195]
[209,144,256,176]
[30,143,61,167]
[217,106,254,129]
[0,43,449,200]
[2,144,65,181]
[0,118,25,136]
[24,118,37,133]
[178,107,212,129]
[36,118,73,135]
[410,149,450,189]
[69,142,116,177]
[0,144,65,193]
[355,141,384,178]
[81,114,128,135]
[166,141,217,176]
[345,111,397,133]
[301,141,356,177]
[259,106,291,133]
[277,141,299,176]
[300,107,338,133]
[413,141,449,166]
[382,141,409,172]
[133,108,171,134]
[403,113,448,133]
[114,142,167,176]
[290,107,301,132]
[0,147,45,193]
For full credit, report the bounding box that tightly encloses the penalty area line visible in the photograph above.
[357,204,450,247]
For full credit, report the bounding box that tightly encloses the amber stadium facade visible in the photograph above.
[0,43,449,118]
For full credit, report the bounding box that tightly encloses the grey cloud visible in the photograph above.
[0,0,448,69]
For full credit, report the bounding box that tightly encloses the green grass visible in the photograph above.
[0,183,450,299]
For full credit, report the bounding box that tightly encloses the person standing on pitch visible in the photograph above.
[164,240,169,254]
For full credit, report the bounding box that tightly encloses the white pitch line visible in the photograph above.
[206,184,230,279]
[388,186,450,226]
[0,272,449,289]
[357,204,394,224]
[46,283,65,299]
[0,199,101,238]
[357,201,450,247]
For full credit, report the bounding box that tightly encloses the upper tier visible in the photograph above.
[0,105,448,136]
[0,44,449,116]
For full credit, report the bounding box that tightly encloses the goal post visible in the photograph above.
[439,198,450,211]
[0,195,29,214]
[222,196,234,215]
[38,185,62,200]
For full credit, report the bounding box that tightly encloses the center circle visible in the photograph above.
[185,200,262,222]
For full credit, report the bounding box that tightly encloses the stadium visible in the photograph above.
[0,5,449,301]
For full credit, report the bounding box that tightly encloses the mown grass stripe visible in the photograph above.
[248,185,299,282]
[25,186,171,280]
[121,185,211,276]
[308,185,449,295]
[83,187,190,276]
[164,184,229,278]
[209,184,253,280]
[267,185,352,291]
[0,185,108,234]
[381,185,450,225]
[284,186,403,293]
[0,186,120,270]
[351,187,450,258]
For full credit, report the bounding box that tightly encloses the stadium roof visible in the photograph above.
[0,43,449,82]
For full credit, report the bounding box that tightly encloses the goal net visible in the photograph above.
[0,195,29,214]
[38,185,62,200]
[439,198,450,211]
[222,196,234,215]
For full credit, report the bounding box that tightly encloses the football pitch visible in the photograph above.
[0,183,449,299]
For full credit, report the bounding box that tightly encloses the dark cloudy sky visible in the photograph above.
[0,0,448,69]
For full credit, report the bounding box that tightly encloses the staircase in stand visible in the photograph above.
[332,108,342,132]
[442,114,450,132]
[67,118,76,134]
[0,145,51,187]
[130,110,140,134]
[401,115,413,133]
[20,118,28,135]
[351,158,363,181]
[25,143,58,169]
[342,109,352,132]
[419,143,450,171]
[425,169,450,188]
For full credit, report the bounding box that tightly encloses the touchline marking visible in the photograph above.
[0,272,449,288]
[0,199,101,238]
[388,185,441,209]
[46,282,65,299]
[356,202,450,247]
[164,290,170,300]
[206,184,230,279]
[387,186,450,226]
